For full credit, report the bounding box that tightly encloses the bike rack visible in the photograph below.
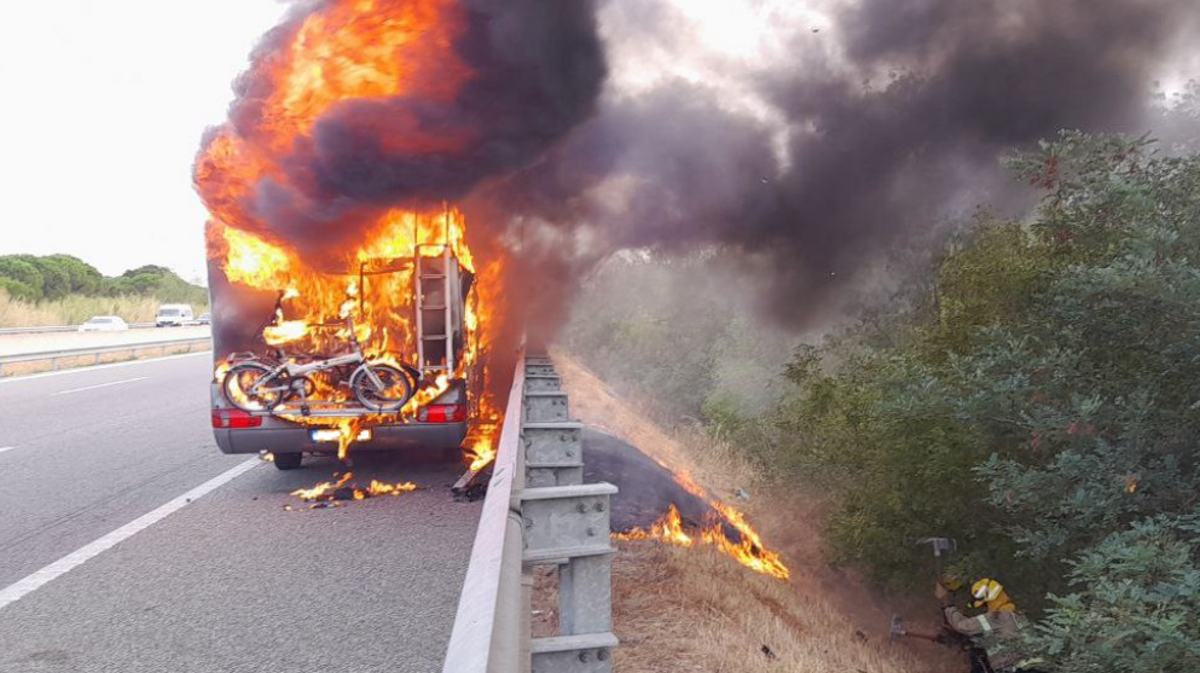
[244,405,406,418]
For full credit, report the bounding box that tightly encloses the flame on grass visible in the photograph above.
[609,447,789,580]
[614,504,790,581]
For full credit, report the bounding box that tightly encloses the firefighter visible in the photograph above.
[936,578,1044,672]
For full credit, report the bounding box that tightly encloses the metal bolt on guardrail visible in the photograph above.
[443,352,618,673]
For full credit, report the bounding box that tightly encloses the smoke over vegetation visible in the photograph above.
[486,0,1200,328]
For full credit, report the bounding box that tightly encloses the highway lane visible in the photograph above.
[0,354,480,673]
[0,354,246,588]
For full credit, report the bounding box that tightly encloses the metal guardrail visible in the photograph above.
[443,352,529,673]
[0,337,212,376]
[443,353,618,673]
[0,323,158,335]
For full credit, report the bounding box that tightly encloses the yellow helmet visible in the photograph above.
[970,578,1009,610]
[974,578,1003,604]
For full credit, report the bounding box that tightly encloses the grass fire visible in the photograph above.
[614,503,790,581]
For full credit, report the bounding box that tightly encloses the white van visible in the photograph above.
[156,304,194,327]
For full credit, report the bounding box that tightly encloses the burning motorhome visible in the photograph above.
[206,208,490,468]
[190,0,535,469]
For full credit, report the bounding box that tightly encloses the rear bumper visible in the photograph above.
[213,422,468,455]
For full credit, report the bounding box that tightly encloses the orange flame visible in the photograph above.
[603,432,789,579]
[291,472,418,502]
[212,209,495,459]
[615,504,790,580]
[291,472,354,500]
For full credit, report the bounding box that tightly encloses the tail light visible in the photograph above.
[212,408,263,429]
[417,404,467,423]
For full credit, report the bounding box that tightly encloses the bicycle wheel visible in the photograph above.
[351,363,414,412]
[223,362,285,411]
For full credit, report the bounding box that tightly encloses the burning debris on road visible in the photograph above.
[290,472,418,504]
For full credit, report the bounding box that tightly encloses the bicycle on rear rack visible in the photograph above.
[222,316,419,414]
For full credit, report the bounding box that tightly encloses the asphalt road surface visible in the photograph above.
[0,353,480,673]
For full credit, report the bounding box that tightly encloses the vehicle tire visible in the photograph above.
[272,452,303,470]
[351,363,414,412]
[223,362,285,411]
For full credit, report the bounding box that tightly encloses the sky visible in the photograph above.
[0,0,789,286]
[0,1,289,284]
[0,1,1191,287]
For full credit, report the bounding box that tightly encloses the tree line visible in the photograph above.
[0,255,207,306]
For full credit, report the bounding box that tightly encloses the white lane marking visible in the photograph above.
[0,351,209,385]
[0,457,261,612]
[52,377,149,396]
[0,447,14,455]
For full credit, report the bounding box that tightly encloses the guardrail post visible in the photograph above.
[523,421,584,488]
[519,356,618,673]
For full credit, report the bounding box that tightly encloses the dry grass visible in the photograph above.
[0,291,205,327]
[548,349,960,673]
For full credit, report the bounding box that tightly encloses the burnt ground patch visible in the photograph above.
[582,427,725,535]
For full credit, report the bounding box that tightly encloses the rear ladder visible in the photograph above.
[415,244,456,373]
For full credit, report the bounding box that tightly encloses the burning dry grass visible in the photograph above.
[550,350,958,673]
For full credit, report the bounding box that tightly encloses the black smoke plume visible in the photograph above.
[210,0,606,261]
[483,0,1199,328]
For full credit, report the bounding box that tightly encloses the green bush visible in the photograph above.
[771,132,1200,664]
[0,257,44,299]
[1029,513,1200,672]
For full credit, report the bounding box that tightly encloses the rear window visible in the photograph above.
[89,317,113,324]
[158,309,181,317]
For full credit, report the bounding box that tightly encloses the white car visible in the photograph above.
[156,304,194,327]
[78,316,130,332]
